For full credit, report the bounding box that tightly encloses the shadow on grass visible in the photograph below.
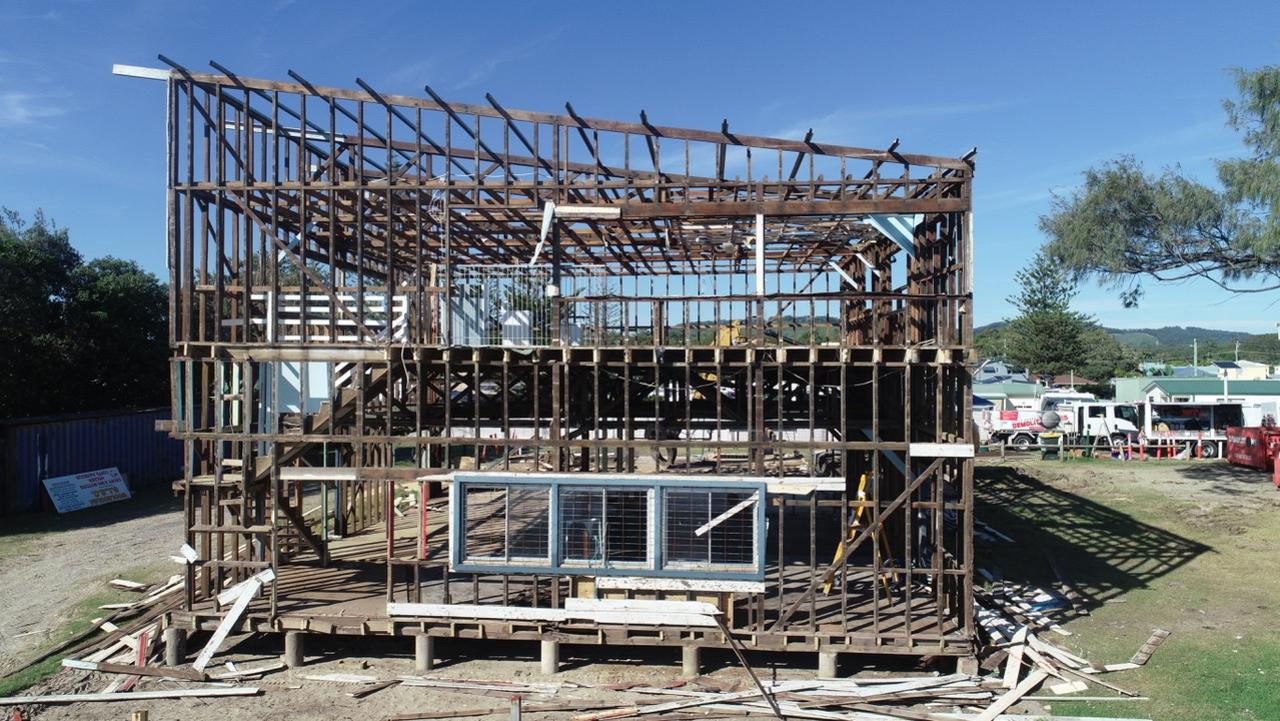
[975,465,1211,610]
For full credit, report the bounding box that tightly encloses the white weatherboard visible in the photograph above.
[42,467,131,513]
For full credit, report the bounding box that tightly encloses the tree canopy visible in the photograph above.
[0,209,168,419]
[987,250,1135,386]
[1040,66,1280,306]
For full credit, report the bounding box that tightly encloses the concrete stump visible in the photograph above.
[818,650,839,679]
[681,645,701,679]
[284,630,305,668]
[540,639,559,674]
[415,634,436,672]
[162,627,186,668]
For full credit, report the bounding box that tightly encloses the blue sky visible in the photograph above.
[2,1,1277,331]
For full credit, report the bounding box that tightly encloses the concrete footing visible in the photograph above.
[956,655,979,675]
[818,650,839,679]
[162,627,186,667]
[284,630,305,668]
[540,639,559,674]
[681,645,701,678]
[415,634,435,672]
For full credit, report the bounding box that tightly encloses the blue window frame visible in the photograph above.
[449,472,766,581]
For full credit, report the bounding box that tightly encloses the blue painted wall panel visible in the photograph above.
[1,408,183,515]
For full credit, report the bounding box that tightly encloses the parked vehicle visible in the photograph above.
[974,391,1141,450]
[1137,401,1273,458]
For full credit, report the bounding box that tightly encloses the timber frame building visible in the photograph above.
[122,57,978,667]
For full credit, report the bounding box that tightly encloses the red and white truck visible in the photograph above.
[974,391,1142,450]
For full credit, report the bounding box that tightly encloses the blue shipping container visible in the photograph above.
[0,407,184,515]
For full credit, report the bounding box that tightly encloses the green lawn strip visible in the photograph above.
[0,560,178,697]
[1049,637,1280,721]
[0,592,121,697]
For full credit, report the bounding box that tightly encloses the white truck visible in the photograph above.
[975,392,1142,450]
[1137,401,1276,458]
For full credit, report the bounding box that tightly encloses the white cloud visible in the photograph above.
[0,91,66,127]
[775,100,1013,144]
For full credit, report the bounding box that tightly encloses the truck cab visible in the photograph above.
[1057,401,1142,446]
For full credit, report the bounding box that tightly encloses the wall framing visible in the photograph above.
[129,57,978,659]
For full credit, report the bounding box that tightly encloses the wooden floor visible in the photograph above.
[173,509,969,656]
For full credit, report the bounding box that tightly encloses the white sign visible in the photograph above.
[42,467,131,513]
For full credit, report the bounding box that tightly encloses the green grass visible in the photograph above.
[0,592,123,696]
[976,459,1280,720]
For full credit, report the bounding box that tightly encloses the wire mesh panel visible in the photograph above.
[662,488,759,572]
[460,483,551,564]
[559,486,650,568]
[451,264,613,346]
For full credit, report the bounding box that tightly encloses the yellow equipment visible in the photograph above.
[822,473,897,598]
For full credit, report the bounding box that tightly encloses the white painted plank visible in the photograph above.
[386,602,718,627]
[0,687,258,705]
[1002,627,1028,689]
[301,673,379,684]
[216,568,276,605]
[555,205,622,219]
[210,660,286,679]
[977,669,1048,721]
[192,578,260,671]
[564,598,721,616]
[1048,680,1090,695]
[594,577,765,594]
[694,493,758,537]
[909,442,975,458]
[111,64,171,81]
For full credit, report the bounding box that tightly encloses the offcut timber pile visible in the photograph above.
[0,548,1170,720]
[0,552,270,709]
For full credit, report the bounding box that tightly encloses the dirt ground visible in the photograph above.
[0,489,183,676]
[4,456,1278,720]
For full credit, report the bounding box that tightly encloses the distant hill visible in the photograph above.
[975,322,1252,349]
[1106,326,1252,347]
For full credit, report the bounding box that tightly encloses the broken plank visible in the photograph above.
[216,568,276,605]
[211,660,286,679]
[192,577,261,672]
[1047,680,1090,695]
[302,672,380,684]
[350,679,399,699]
[1129,628,1170,666]
[1002,627,1028,689]
[1056,665,1140,697]
[976,669,1047,721]
[61,658,207,681]
[1103,662,1141,673]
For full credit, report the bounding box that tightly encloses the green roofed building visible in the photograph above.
[1140,378,1280,404]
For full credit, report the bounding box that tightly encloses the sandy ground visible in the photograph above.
[0,490,183,675]
[20,640,862,721]
[6,456,1277,719]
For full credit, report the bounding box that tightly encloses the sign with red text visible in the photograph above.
[42,467,131,513]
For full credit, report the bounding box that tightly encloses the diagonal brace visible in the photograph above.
[769,457,944,632]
